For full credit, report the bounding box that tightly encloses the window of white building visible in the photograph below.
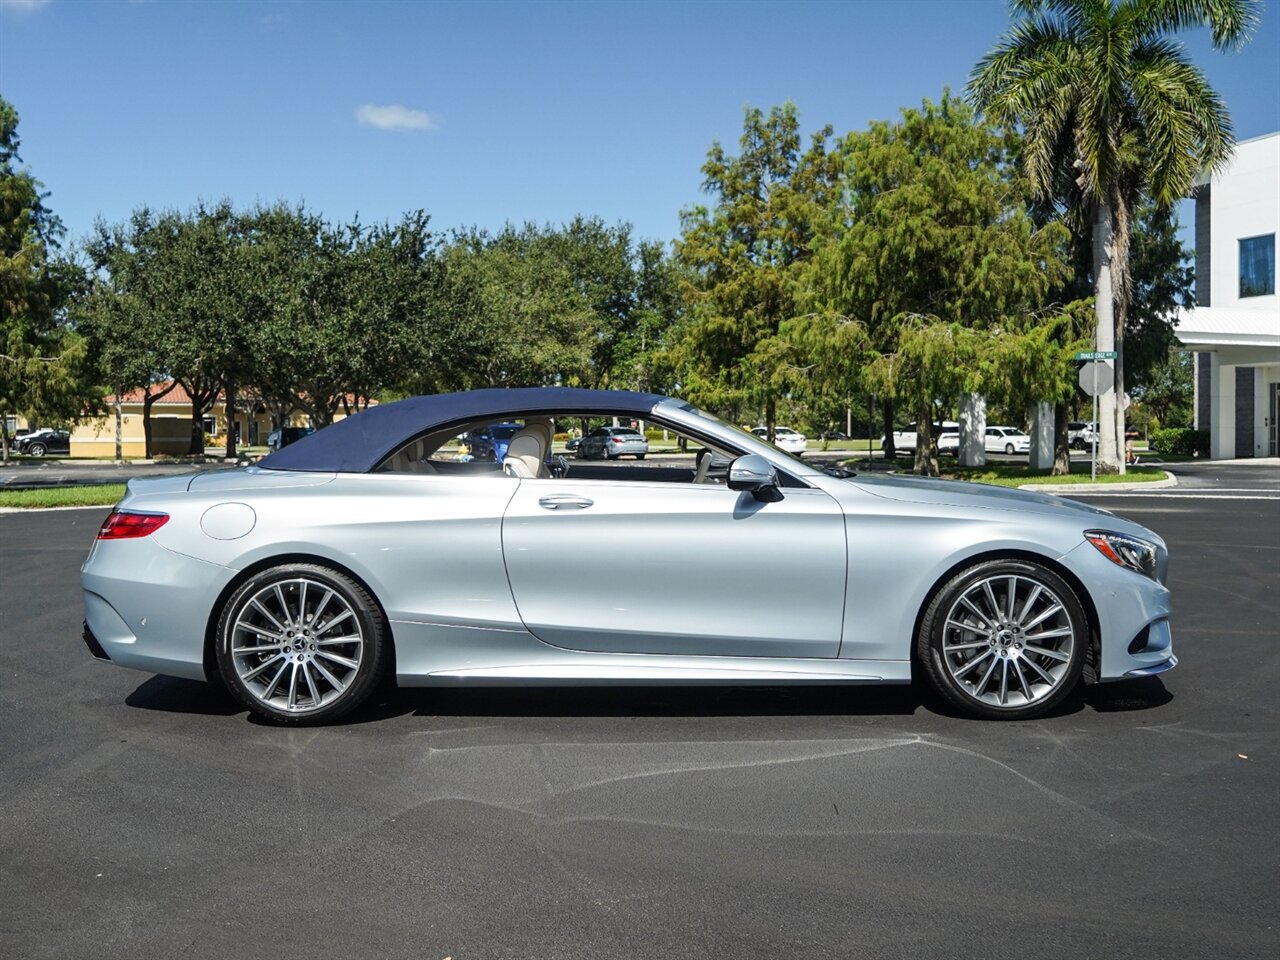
[1239,233,1275,297]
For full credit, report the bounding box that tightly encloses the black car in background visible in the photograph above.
[13,428,70,456]
[266,426,316,452]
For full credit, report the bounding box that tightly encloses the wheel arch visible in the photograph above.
[908,548,1101,684]
[202,553,397,683]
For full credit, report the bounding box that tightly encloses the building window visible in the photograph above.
[1239,234,1275,298]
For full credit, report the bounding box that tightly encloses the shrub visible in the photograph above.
[1150,427,1209,457]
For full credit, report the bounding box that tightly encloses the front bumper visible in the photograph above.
[1060,540,1176,681]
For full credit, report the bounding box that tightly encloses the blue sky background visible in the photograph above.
[2,0,1277,250]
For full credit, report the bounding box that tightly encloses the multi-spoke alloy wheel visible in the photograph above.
[918,559,1086,720]
[216,564,385,725]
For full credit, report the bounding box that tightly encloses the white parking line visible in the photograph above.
[1078,492,1280,500]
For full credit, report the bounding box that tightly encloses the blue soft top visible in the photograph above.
[258,386,668,473]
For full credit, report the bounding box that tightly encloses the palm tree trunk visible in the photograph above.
[1092,200,1120,473]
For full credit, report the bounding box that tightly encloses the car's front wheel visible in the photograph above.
[215,563,387,725]
[917,559,1086,720]
[1005,442,1015,455]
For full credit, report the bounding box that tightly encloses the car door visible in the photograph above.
[501,476,847,659]
[984,427,1001,452]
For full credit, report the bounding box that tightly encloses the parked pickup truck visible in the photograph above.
[884,421,959,454]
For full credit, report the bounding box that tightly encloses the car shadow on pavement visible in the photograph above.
[125,675,243,716]
[341,683,925,723]
[122,674,1171,724]
[1081,676,1174,712]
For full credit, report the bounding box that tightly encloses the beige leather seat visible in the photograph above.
[390,437,436,473]
[502,420,553,478]
[693,448,713,484]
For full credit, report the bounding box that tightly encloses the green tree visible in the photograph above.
[803,92,1071,475]
[676,102,844,429]
[0,97,87,460]
[79,209,189,459]
[428,225,596,391]
[970,0,1260,471]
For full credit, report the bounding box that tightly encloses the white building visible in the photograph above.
[1176,132,1280,459]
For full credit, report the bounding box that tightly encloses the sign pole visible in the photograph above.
[1091,387,1098,483]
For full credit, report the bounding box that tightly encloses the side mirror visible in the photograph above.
[727,454,784,502]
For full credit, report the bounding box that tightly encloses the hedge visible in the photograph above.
[1150,427,1210,457]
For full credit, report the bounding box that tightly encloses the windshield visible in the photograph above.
[675,403,853,478]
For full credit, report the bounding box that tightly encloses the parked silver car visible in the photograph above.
[576,426,648,459]
[81,387,1175,725]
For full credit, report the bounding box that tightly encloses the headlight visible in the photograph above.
[1085,530,1159,580]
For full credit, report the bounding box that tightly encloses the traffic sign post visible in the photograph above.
[1078,360,1114,482]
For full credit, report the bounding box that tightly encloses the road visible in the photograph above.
[1,486,1277,959]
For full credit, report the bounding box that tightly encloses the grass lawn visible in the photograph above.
[0,485,125,509]
[924,462,1166,487]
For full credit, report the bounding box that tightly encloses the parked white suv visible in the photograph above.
[1068,421,1099,450]
[885,421,959,454]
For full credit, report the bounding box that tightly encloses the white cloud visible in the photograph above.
[0,0,53,12]
[355,104,434,132]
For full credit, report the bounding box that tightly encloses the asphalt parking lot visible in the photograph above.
[1,481,1277,959]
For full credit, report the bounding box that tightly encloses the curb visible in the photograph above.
[0,504,115,515]
[1020,471,1178,494]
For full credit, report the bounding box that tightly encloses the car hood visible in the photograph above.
[846,472,1115,520]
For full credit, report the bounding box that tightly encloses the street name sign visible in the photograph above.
[1074,350,1117,361]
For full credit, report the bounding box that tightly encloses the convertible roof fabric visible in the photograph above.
[258,387,668,473]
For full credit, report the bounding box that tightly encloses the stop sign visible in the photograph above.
[1078,360,1114,397]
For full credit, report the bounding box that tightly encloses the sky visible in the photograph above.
[2,0,1278,251]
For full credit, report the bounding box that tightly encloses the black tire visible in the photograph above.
[1004,443,1015,455]
[636,453,646,460]
[916,558,1087,720]
[216,563,387,725]
[29,442,47,457]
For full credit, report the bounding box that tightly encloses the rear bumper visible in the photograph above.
[81,537,234,681]
[81,621,110,661]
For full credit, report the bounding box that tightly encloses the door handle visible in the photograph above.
[538,494,594,510]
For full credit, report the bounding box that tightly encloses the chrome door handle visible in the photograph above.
[538,494,594,510]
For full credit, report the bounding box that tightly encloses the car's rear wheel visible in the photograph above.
[917,559,1086,720]
[216,563,386,725]
[636,453,645,460]
[29,442,47,457]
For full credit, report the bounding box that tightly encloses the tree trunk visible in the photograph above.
[114,385,123,462]
[143,395,155,458]
[914,407,938,477]
[1115,333,1127,474]
[1,420,9,464]
[1092,200,1120,473]
[1052,403,1071,475]
[224,382,237,459]
[881,401,896,461]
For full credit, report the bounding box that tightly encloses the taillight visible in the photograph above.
[611,437,623,443]
[97,510,169,540]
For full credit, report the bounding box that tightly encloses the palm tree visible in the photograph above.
[969,0,1259,472]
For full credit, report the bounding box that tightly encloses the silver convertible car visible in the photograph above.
[80,387,1176,725]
